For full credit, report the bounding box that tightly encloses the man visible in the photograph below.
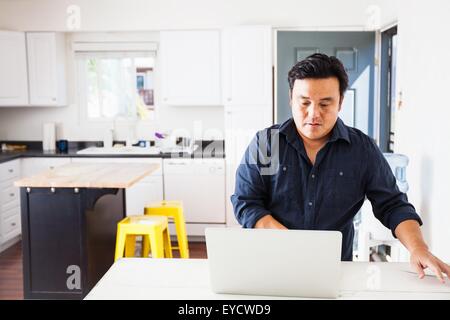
[231,53,450,282]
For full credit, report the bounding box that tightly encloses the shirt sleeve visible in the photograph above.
[230,133,271,228]
[364,138,423,238]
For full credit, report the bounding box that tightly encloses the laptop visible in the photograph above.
[205,228,342,299]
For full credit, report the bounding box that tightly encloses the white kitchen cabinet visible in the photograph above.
[70,158,163,215]
[222,26,272,106]
[163,158,226,225]
[160,30,221,106]
[21,157,71,178]
[0,31,29,106]
[26,32,67,106]
[0,159,21,253]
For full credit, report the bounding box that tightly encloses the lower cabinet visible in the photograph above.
[72,157,226,236]
[21,157,72,177]
[70,157,163,215]
[1,207,21,243]
[0,159,22,252]
[163,158,226,235]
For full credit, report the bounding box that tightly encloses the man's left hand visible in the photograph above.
[410,247,450,283]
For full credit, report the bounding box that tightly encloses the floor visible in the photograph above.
[0,242,23,300]
[0,240,207,300]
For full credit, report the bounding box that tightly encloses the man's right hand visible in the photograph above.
[254,215,288,229]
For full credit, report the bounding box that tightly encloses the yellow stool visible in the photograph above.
[114,215,173,261]
[144,200,189,258]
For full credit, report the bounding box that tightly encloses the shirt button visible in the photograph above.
[308,202,313,206]
[311,174,315,179]
[339,171,343,176]
[283,166,287,171]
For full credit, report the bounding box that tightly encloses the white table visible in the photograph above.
[85,258,450,300]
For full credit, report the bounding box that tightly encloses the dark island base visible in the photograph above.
[20,187,126,299]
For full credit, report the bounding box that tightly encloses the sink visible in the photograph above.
[77,144,200,155]
[160,144,199,154]
[77,146,161,155]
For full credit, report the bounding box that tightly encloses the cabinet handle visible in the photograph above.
[227,98,231,101]
[11,222,16,227]
[52,98,56,101]
[8,169,14,173]
[49,166,55,170]
[10,193,15,197]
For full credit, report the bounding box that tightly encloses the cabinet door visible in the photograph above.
[163,159,226,224]
[70,157,163,216]
[0,31,29,106]
[21,158,71,178]
[126,176,164,215]
[222,26,272,106]
[26,32,66,106]
[1,207,21,243]
[160,30,221,106]
[0,159,21,182]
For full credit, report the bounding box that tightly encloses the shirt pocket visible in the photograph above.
[322,168,358,209]
[270,164,302,200]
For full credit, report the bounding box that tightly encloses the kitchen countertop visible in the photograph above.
[14,162,160,188]
[0,140,225,164]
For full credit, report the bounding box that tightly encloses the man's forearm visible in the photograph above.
[394,219,428,253]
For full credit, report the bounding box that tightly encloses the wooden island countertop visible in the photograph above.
[14,162,160,189]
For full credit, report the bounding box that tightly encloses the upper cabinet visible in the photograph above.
[222,26,272,107]
[0,31,67,107]
[0,31,29,106]
[160,30,221,106]
[26,33,67,106]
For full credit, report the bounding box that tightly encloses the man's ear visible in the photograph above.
[338,95,343,111]
[289,90,292,107]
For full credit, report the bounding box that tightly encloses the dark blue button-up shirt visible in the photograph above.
[231,117,422,261]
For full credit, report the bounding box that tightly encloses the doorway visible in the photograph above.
[276,31,376,138]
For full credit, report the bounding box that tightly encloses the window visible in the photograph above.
[76,48,156,121]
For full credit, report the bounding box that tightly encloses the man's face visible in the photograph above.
[290,77,342,143]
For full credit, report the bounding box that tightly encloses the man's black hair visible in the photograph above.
[288,53,349,97]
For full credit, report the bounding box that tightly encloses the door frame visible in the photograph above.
[273,26,382,143]
[378,25,398,152]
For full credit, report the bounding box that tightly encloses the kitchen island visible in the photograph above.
[14,162,159,299]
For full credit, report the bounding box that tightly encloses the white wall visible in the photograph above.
[396,0,450,261]
[0,0,398,31]
[0,0,398,142]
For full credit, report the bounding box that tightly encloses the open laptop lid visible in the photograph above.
[205,228,342,298]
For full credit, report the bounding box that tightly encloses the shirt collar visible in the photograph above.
[279,117,351,145]
[329,118,351,144]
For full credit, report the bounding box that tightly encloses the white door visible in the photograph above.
[26,32,66,106]
[163,158,226,223]
[0,31,29,106]
[160,30,221,106]
[222,26,272,106]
